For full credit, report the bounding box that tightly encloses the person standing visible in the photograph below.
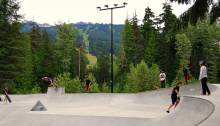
[183,67,189,84]
[199,61,211,95]
[85,79,92,92]
[159,71,166,88]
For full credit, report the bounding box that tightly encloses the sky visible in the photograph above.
[18,0,193,25]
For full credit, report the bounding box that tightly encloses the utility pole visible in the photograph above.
[78,47,80,78]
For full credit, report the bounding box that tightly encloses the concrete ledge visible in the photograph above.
[47,87,65,96]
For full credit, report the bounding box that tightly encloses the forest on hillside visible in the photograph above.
[0,0,220,93]
[21,21,124,56]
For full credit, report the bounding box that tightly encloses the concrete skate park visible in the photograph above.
[0,83,220,126]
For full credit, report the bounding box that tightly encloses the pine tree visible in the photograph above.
[156,3,178,84]
[96,53,110,89]
[131,14,144,64]
[170,0,220,25]
[0,0,24,90]
[40,30,54,76]
[141,7,156,66]
[189,20,210,78]
[207,21,220,82]
[29,24,46,91]
[14,34,34,93]
[119,19,135,72]
[54,23,78,76]
[175,33,192,81]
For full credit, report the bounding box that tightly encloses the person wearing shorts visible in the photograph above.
[166,85,180,113]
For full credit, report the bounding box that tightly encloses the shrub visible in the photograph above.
[124,61,160,92]
[87,73,100,93]
[125,61,149,92]
[31,85,41,93]
[54,72,82,93]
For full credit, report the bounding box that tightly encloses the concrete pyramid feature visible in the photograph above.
[31,100,47,111]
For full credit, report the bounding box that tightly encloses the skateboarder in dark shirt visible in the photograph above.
[166,85,180,113]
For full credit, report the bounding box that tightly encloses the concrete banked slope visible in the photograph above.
[153,96,215,126]
[0,84,219,126]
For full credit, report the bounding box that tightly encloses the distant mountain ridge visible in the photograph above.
[21,21,124,55]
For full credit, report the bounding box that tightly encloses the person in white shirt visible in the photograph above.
[160,71,166,88]
[199,61,210,95]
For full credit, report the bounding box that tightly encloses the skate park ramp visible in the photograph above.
[0,84,219,126]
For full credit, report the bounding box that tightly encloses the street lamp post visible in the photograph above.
[97,2,127,93]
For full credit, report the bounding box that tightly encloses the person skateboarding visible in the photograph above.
[166,85,180,113]
[42,76,57,88]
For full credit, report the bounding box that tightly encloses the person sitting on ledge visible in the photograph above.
[42,76,57,88]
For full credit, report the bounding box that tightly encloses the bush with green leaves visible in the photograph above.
[147,64,160,89]
[124,61,160,92]
[54,72,82,93]
[31,85,41,94]
[102,82,110,93]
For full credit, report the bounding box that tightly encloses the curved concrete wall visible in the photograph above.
[154,96,215,126]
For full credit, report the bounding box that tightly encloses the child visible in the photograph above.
[166,85,180,113]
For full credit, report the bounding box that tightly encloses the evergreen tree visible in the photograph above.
[54,23,78,76]
[29,24,48,91]
[131,14,144,64]
[207,21,220,82]
[0,0,24,90]
[14,34,34,93]
[96,53,110,89]
[189,20,210,78]
[156,3,178,84]
[170,0,220,25]
[175,33,192,67]
[40,29,54,77]
[175,33,192,81]
[119,15,144,73]
[119,19,135,72]
[141,7,156,66]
